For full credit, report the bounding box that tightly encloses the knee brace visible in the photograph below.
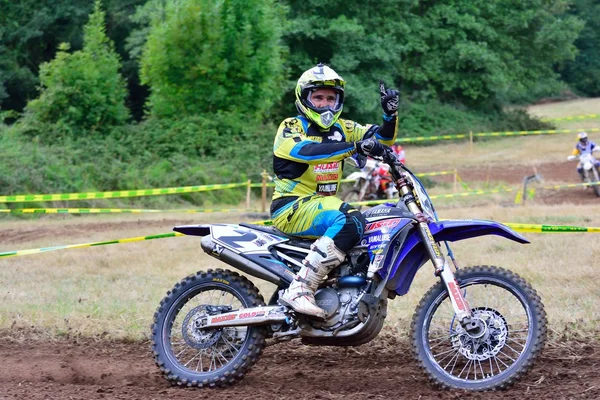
[331,204,366,252]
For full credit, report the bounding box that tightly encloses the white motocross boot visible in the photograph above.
[279,236,345,318]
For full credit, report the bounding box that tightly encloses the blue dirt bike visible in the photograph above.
[151,146,547,391]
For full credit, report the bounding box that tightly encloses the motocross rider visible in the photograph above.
[568,131,600,181]
[271,63,399,318]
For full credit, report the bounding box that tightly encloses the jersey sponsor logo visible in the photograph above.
[283,118,299,129]
[282,128,300,138]
[314,162,340,173]
[316,173,339,181]
[327,131,343,141]
[317,183,338,196]
[365,218,401,231]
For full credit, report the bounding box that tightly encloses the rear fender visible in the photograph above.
[383,219,529,296]
[173,224,211,236]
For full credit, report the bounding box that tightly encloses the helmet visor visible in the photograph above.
[302,86,344,115]
[306,89,342,113]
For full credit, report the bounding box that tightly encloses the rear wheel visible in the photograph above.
[152,269,266,387]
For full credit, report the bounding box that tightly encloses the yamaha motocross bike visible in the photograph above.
[151,147,547,391]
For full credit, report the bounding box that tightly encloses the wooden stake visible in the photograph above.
[261,170,268,213]
[246,179,251,210]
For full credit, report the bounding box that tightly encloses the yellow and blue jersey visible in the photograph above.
[272,115,397,201]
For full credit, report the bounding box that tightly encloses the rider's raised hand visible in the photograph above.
[380,80,399,117]
[355,137,387,157]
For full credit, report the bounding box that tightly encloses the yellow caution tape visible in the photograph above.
[242,219,600,234]
[0,182,249,203]
[541,181,600,190]
[398,128,600,143]
[0,232,185,258]
[340,170,456,184]
[3,219,599,258]
[504,223,600,233]
[541,114,600,122]
[249,183,275,188]
[0,208,254,214]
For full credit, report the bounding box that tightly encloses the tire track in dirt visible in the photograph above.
[0,336,598,400]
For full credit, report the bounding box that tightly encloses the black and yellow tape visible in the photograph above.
[541,114,599,122]
[2,221,599,259]
[0,232,184,258]
[0,182,249,203]
[398,128,600,143]
[0,208,254,214]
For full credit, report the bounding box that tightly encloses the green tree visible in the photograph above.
[559,0,600,96]
[282,0,583,121]
[0,1,95,112]
[23,0,130,138]
[140,0,287,120]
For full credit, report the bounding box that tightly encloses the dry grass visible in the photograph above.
[1,99,599,341]
[405,97,600,171]
[527,97,600,120]
[1,203,599,341]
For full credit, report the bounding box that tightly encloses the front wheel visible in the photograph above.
[411,265,547,391]
[151,268,267,387]
[591,168,600,197]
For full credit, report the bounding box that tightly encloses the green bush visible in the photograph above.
[140,0,286,120]
[21,1,129,140]
[21,1,129,139]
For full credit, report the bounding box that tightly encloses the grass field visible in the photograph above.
[1,99,599,342]
[404,97,600,171]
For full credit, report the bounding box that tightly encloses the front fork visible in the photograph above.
[396,178,480,334]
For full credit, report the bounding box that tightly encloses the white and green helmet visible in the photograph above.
[295,63,345,129]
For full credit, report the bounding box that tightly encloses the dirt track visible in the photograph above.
[432,160,600,205]
[0,336,598,400]
[1,160,598,399]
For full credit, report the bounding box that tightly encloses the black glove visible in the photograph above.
[355,137,387,157]
[363,124,380,139]
[380,80,399,116]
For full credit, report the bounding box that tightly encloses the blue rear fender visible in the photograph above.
[383,219,529,296]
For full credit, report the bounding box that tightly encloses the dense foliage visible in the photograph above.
[0,0,593,205]
[21,1,130,138]
[559,0,600,97]
[140,0,286,121]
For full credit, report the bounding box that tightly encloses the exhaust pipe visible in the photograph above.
[201,236,284,285]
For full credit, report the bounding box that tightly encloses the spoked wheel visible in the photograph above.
[591,168,600,197]
[411,265,547,391]
[151,269,266,387]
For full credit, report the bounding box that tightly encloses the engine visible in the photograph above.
[310,251,371,331]
[272,241,374,332]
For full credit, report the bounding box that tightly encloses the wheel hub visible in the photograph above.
[452,308,508,361]
[181,305,222,349]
